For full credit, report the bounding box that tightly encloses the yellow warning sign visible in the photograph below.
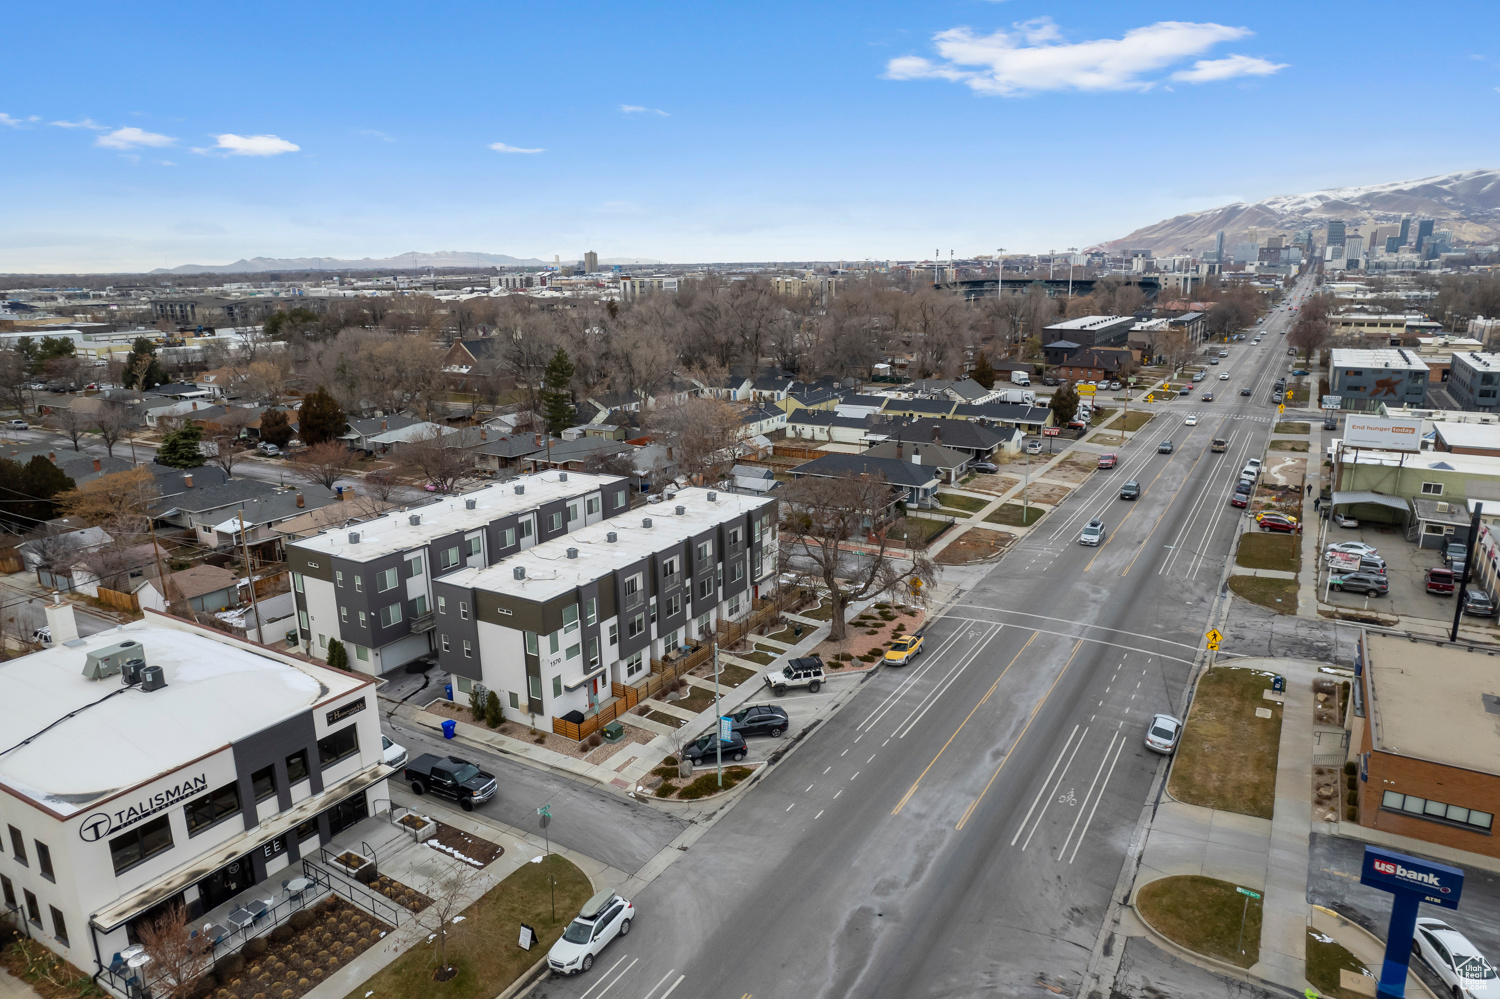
[1278,403,1286,413]
[1205,628,1224,644]
[1206,640,1220,651]
[1146,394,1155,403]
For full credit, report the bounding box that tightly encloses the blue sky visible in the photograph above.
[3,1,1498,272]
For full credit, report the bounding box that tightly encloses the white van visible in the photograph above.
[1010,370,1031,386]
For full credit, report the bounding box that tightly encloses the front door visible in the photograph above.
[198,854,252,910]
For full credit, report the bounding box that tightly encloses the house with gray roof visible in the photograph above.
[790,451,942,511]
[862,440,970,483]
[787,410,870,444]
[343,415,423,451]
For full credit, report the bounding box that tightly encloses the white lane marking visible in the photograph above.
[855,734,863,742]
[1057,732,1120,861]
[841,749,848,756]
[823,766,831,774]
[856,626,980,731]
[867,754,877,763]
[1010,723,1080,847]
[1020,725,1090,851]
[578,956,629,999]
[590,956,640,999]
[883,739,890,746]
[787,803,795,812]
[889,626,1004,739]
[658,975,687,999]
[1070,735,1126,863]
[815,810,824,820]
[638,971,676,999]
[851,772,859,780]
[805,784,815,792]
[835,789,842,799]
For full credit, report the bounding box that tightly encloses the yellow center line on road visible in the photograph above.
[891,631,1037,816]
[956,640,1083,831]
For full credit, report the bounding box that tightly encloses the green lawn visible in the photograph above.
[986,504,1045,527]
[342,855,589,999]
[1136,875,1262,968]
[899,516,951,544]
[1235,532,1300,572]
[936,492,990,513]
[1228,575,1300,614]
[1168,666,1284,819]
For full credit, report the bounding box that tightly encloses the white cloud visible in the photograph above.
[886,18,1283,95]
[206,133,300,156]
[1171,54,1287,82]
[620,104,669,117]
[51,118,107,130]
[96,126,176,150]
[358,129,395,142]
[488,142,544,154]
[0,113,38,127]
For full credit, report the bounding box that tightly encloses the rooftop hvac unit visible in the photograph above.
[83,640,145,680]
[120,657,146,686]
[566,548,578,559]
[514,484,525,494]
[606,531,618,543]
[514,566,526,580]
[466,498,477,510]
[559,472,568,481]
[139,665,167,692]
[348,532,361,544]
[642,517,653,528]
[409,514,421,526]
[707,491,717,502]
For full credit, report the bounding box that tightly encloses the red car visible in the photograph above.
[1098,453,1118,469]
[1231,490,1250,508]
[1258,513,1302,533]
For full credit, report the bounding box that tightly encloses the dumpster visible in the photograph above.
[441,719,457,739]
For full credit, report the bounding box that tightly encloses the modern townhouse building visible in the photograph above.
[286,471,630,674]
[0,610,388,992]
[430,487,777,725]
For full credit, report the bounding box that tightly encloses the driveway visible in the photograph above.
[1316,522,1469,623]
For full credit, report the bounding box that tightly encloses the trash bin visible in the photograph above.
[445,682,453,700]
[1272,674,1286,693]
[441,719,457,739]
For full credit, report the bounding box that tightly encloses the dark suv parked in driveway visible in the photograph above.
[730,704,790,738]
[685,731,748,765]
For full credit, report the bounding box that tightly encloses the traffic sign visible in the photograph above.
[1278,403,1286,413]
[1077,384,1097,396]
[909,578,923,591]
[1236,887,1262,899]
[1205,628,1223,644]
[1146,394,1155,403]
[1206,640,1220,651]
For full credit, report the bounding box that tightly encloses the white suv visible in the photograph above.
[1242,458,1263,479]
[1079,519,1106,546]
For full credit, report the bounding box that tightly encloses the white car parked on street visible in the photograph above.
[1413,917,1500,997]
[548,890,635,975]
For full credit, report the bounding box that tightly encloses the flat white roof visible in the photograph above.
[1365,633,1500,773]
[1330,348,1428,371]
[442,486,771,603]
[292,470,624,562]
[1452,352,1500,371]
[1434,423,1500,449]
[0,620,366,816]
[1346,449,1500,475]
[1044,315,1129,330]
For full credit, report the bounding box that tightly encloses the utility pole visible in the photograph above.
[237,510,264,643]
[1067,247,1078,298]
[996,248,1005,301]
[1451,503,1484,642]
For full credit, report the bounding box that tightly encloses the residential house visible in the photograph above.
[202,486,341,562]
[866,417,1015,462]
[787,410,871,445]
[273,495,396,542]
[877,398,957,420]
[862,440,970,484]
[169,563,241,612]
[749,375,795,404]
[1053,348,1132,383]
[740,405,787,438]
[699,373,753,402]
[342,416,423,453]
[441,337,503,391]
[473,434,552,475]
[953,402,1053,434]
[18,526,113,591]
[834,394,890,419]
[194,366,245,399]
[731,464,776,494]
[523,436,632,473]
[152,474,277,532]
[789,452,942,510]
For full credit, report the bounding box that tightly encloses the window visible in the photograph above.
[563,603,579,633]
[566,642,581,660]
[317,725,360,768]
[662,628,679,650]
[585,597,598,625]
[355,645,369,662]
[730,561,744,583]
[1421,482,1445,496]
[1425,524,1448,536]
[552,676,563,698]
[251,765,276,802]
[0,876,12,908]
[377,567,399,592]
[614,489,626,508]
[441,634,450,652]
[501,527,516,548]
[608,623,618,645]
[625,651,644,678]
[353,575,363,593]
[525,632,539,656]
[1381,790,1493,831]
[696,612,711,636]
[336,570,344,587]
[587,496,600,516]
[568,503,579,521]
[379,603,403,628]
[519,519,533,539]
[299,610,309,631]
[186,781,242,834]
[548,632,560,655]
[438,595,447,614]
[8,826,24,864]
[439,546,460,570]
[624,573,642,603]
[509,691,520,709]
[548,512,563,532]
[588,637,599,667]
[697,540,713,560]
[459,601,469,621]
[414,594,428,615]
[528,675,542,699]
[35,841,52,882]
[286,749,310,784]
[294,818,318,841]
[340,606,348,623]
[699,577,714,598]
[729,528,742,545]
[358,611,367,628]
[662,556,679,580]
[728,594,742,617]
[293,572,303,593]
[110,816,174,875]
[628,613,646,638]
[407,555,423,577]
[666,594,682,617]
[465,535,482,558]
[23,889,39,926]
[463,640,473,659]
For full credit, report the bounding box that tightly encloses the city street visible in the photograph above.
[532,278,1316,999]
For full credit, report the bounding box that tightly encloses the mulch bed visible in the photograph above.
[813,604,925,668]
[937,527,1017,565]
[427,822,503,868]
[212,897,390,999]
[365,873,433,913]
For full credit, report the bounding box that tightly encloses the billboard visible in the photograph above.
[1343,417,1423,453]
[1360,846,1464,910]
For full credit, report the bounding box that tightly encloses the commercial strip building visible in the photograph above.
[1354,632,1500,858]
[1328,349,1430,409]
[432,486,777,725]
[287,470,630,674]
[1040,315,1136,350]
[0,611,389,988]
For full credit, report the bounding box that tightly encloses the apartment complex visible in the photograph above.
[286,471,631,673]
[432,487,777,723]
[1446,352,1500,413]
[1328,349,1430,408]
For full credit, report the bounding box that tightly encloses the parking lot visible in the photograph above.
[683,677,844,768]
[1317,520,1487,622]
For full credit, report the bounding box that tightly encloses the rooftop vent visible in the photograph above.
[642,517,653,529]
[514,484,525,495]
[606,531,618,543]
[139,665,167,692]
[707,491,718,502]
[409,514,421,526]
[83,640,143,681]
[675,505,686,516]
[559,471,568,481]
[566,547,578,559]
[466,498,477,510]
[349,531,361,544]
[513,566,526,580]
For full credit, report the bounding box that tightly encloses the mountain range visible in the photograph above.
[1100,169,1500,256]
[150,250,662,275]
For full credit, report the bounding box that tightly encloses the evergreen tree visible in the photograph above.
[0,457,75,532]
[258,409,294,448]
[299,387,347,446]
[468,684,487,722]
[971,351,996,390]
[121,337,167,391]
[1049,382,1080,426]
[484,689,503,728]
[542,349,575,435]
[326,639,349,670]
[156,423,204,468]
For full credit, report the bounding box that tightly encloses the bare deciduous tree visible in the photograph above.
[53,407,91,451]
[778,472,934,642]
[95,405,134,458]
[292,441,355,490]
[398,428,474,495]
[363,468,402,502]
[415,860,485,981]
[57,466,160,539]
[644,397,744,484]
[136,900,213,999]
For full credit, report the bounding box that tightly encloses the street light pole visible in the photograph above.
[1067,247,1078,298]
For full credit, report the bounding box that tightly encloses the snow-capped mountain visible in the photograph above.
[1100,169,1500,256]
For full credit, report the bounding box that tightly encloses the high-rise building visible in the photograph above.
[1326,220,1347,248]
[1415,219,1435,252]
[1213,230,1225,263]
[584,251,599,273]
[1398,215,1411,245]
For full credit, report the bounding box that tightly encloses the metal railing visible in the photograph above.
[300,858,403,926]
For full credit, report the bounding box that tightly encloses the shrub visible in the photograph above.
[245,938,269,958]
[1345,805,1358,822]
[215,954,246,979]
[468,685,486,721]
[1346,776,1357,791]
[269,925,294,944]
[654,783,676,797]
[663,755,678,766]
[1344,760,1357,776]
[1346,789,1358,806]
[484,690,502,728]
[288,911,314,932]
[587,732,602,748]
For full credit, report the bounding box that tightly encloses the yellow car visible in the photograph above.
[885,634,924,665]
[1254,511,1299,524]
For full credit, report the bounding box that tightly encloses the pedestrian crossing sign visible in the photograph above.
[1278,403,1286,413]
[1205,628,1223,647]
[1147,394,1155,403]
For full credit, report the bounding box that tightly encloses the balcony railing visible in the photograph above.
[409,611,436,633]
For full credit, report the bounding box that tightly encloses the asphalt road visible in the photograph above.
[535,276,1320,999]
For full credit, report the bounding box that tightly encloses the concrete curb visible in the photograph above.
[1309,905,1437,999]
[1128,889,1296,992]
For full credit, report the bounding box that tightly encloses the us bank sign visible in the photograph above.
[77,774,210,842]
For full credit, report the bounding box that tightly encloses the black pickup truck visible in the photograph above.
[403,754,497,811]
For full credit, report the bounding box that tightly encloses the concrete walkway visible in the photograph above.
[0,969,41,999]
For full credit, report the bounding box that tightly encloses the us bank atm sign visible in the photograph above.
[1360,846,1464,909]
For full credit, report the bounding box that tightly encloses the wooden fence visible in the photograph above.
[553,590,803,741]
[772,443,824,461]
[96,587,140,613]
[0,549,21,574]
